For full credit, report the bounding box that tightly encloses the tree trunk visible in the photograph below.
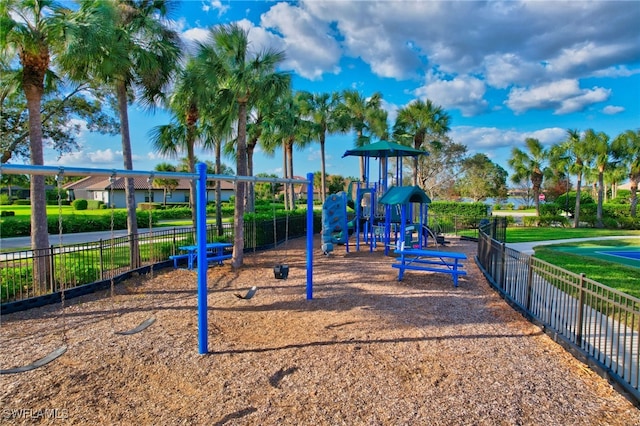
[215,142,223,236]
[357,131,365,183]
[186,138,196,226]
[246,142,255,213]
[631,179,638,218]
[573,171,582,228]
[282,144,289,211]
[320,132,327,203]
[116,81,140,268]
[232,101,248,268]
[596,168,604,228]
[24,82,51,289]
[287,140,295,210]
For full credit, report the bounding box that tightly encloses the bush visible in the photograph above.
[429,201,488,217]
[0,217,31,237]
[0,210,15,217]
[138,202,162,211]
[617,216,640,230]
[55,261,100,287]
[149,207,192,220]
[555,191,595,216]
[46,188,67,202]
[72,199,88,210]
[86,200,104,210]
[1,265,32,301]
[537,215,569,227]
[0,194,11,205]
[611,189,631,204]
[603,203,630,219]
[539,203,560,216]
[13,199,30,205]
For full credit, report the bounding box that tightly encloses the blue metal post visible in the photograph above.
[306,172,314,300]
[196,162,208,354]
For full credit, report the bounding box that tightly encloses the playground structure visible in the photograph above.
[0,163,314,357]
[321,191,349,255]
[323,140,443,255]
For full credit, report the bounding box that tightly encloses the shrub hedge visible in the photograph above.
[72,199,88,210]
[429,201,489,217]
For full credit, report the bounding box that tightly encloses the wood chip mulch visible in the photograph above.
[1,236,638,425]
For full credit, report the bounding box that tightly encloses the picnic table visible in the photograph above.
[171,242,233,270]
[392,248,467,287]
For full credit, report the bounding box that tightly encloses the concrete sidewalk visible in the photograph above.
[506,235,640,255]
[0,226,195,250]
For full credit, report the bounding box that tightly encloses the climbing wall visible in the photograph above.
[321,192,348,254]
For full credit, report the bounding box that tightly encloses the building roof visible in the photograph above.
[64,176,234,191]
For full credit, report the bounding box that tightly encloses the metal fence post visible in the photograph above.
[500,242,506,289]
[172,228,176,255]
[48,245,56,294]
[576,273,586,346]
[526,255,534,311]
[99,239,104,280]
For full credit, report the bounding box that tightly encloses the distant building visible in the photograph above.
[63,176,235,208]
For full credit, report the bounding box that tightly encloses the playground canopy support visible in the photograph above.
[0,163,315,355]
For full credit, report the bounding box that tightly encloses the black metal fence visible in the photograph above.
[1,215,320,310]
[476,220,639,406]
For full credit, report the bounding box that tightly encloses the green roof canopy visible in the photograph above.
[342,140,428,158]
[378,186,431,205]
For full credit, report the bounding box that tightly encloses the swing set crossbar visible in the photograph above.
[0,163,315,356]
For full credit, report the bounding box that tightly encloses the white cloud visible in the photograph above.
[591,66,640,78]
[264,0,639,90]
[414,73,488,117]
[58,148,122,165]
[483,53,543,89]
[505,79,610,115]
[183,27,210,44]
[451,126,566,151]
[259,3,342,80]
[602,105,625,115]
[201,1,229,16]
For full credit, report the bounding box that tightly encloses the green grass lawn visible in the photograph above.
[505,227,640,243]
[534,238,640,298]
[0,204,126,217]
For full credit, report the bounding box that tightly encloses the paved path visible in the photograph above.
[0,226,194,250]
[506,235,640,255]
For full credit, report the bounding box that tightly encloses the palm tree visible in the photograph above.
[393,99,451,186]
[237,83,290,213]
[1,0,72,285]
[585,129,611,228]
[149,55,220,225]
[197,23,289,268]
[562,129,593,228]
[262,91,312,211]
[153,162,178,207]
[612,129,640,217]
[200,107,235,236]
[338,90,387,182]
[67,0,181,267]
[298,91,343,203]
[507,138,549,217]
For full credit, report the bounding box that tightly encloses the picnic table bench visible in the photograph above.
[392,248,467,287]
[172,242,233,270]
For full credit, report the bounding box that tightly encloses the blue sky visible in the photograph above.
[50,0,640,182]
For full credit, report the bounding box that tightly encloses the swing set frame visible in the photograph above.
[0,163,315,359]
